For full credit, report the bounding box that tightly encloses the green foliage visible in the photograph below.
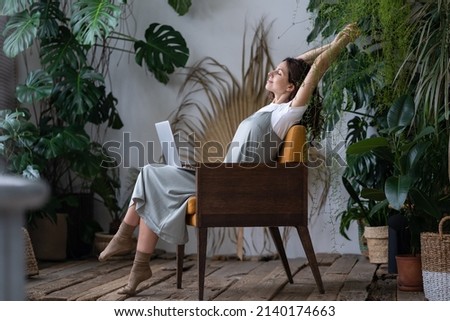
[338,175,389,240]
[0,0,191,227]
[1,9,40,57]
[345,95,445,251]
[168,0,191,16]
[405,0,450,124]
[134,23,189,84]
[307,0,412,131]
[308,0,450,252]
[71,0,122,46]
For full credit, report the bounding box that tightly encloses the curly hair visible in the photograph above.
[267,57,324,141]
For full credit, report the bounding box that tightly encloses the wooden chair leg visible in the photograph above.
[176,244,185,289]
[197,227,208,300]
[268,227,293,283]
[296,226,324,293]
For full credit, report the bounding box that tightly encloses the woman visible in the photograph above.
[99,23,360,295]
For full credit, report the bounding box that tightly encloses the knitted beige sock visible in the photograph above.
[117,251,152,295]
[98,222,135,262]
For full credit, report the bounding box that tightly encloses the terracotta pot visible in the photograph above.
[395,254,423,292]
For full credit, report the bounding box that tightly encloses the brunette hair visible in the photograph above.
[268,57,324,140]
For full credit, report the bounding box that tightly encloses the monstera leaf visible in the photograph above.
[71,0,121,46]
[168,0,191,15]
[0,0,32,15]
[40,26,87,74]
[134,23,189,84]
[35,126,90,159]
[2,9,40,57]
[32,0,65,39]
[52,66,105,121]
[16,70,53,104]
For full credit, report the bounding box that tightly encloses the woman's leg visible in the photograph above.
[98,204,140,262]
[117,220,158,295]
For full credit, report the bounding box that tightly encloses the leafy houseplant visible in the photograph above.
[346,95,447,252]
[306,0,450,253]
[0,0,191,252]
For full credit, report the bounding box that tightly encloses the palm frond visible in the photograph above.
[402,0,450,124]
[169,19,275,164]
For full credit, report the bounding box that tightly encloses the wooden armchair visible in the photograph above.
[176,124,325,300]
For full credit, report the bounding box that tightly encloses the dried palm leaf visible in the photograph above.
[169,19,274,164]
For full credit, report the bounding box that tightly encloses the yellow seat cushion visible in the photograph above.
[187,196,196,215]
[277,124,306,163]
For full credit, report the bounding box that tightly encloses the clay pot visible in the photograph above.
[395,254,423,292]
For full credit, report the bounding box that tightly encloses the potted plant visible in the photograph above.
[306,0,450,279]
[345,94,448,289]
[338,175,390,262]
[305,0,404,261]
[0,0,190,257]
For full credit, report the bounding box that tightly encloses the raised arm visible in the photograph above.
[292,23,360,108]
[296,43,332,65]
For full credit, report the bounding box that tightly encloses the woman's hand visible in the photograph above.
[333,23,361,44]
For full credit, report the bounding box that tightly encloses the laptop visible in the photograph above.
[154,120,195,171]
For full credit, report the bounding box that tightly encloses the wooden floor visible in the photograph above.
[26,252,426,301]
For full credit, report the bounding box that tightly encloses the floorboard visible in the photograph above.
[26,252,426,301]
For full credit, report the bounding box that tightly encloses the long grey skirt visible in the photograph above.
[130,164,196,244]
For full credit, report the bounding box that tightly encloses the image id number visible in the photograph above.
[255,305,336,317]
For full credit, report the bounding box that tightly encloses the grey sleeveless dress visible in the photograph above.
[130,112,282,244]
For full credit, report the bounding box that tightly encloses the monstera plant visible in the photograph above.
[0,0,190,254]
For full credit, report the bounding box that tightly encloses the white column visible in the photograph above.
[0,175,49,300]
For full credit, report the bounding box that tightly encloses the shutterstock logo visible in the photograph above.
[100,132,347,169]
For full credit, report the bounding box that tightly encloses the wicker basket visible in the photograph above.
[22,227,39,277]
[364,225,388,264]
[420,216,450,301]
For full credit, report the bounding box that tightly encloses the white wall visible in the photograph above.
[98,0,361,257]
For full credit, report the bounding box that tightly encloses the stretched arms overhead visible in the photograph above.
[295,43,332,65]
[291,23,360,108]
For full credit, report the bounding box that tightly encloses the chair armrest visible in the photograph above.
[195,163,308,227]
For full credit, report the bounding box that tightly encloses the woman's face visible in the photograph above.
[265,61,293,97]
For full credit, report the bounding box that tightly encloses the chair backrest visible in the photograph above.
[277,124,307,163]
[195,124,309,227]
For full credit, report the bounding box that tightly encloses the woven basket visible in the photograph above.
[420,216,450,301]
[364,225,388,264]
[22,227,39,277]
